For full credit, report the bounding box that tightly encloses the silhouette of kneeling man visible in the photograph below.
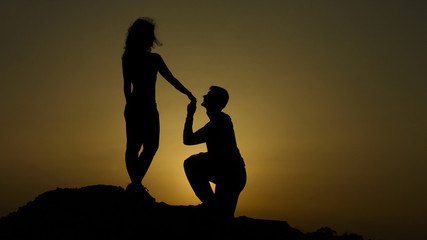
[184,86,246,220]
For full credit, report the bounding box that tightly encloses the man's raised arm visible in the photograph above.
[184,100,206,145]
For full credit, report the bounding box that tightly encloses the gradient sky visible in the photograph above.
[0,1,426,240]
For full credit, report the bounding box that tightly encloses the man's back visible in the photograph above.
[205,113,241,155]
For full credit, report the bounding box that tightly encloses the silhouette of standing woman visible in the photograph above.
[123,18,195,201]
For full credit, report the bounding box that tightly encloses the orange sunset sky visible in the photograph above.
[0,1,426,240]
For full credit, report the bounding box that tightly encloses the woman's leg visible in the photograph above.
[137,108,160,182]
[125,117,143,184]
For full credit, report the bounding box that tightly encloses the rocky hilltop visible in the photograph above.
[0,185,365,240]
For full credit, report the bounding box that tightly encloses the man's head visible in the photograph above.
[201,86,229,112]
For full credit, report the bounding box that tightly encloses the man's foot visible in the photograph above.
[126,182,156,204]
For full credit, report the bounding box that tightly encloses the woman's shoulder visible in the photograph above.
[122,52,163,68]
[148,52,161,59]
[144,52,163,64]
[122,51,161,58]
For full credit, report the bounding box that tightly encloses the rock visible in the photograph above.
[0,185,364,240]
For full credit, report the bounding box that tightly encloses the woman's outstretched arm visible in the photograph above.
[157,54,195,101]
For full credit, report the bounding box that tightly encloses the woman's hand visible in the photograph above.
[186,92,196,101]
[187,99,197,116]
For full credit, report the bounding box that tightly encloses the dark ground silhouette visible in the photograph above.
[0,185,366,240]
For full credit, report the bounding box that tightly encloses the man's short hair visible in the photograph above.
[209,86,229,111]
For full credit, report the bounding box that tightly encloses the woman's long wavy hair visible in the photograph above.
[124,18,161,53]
